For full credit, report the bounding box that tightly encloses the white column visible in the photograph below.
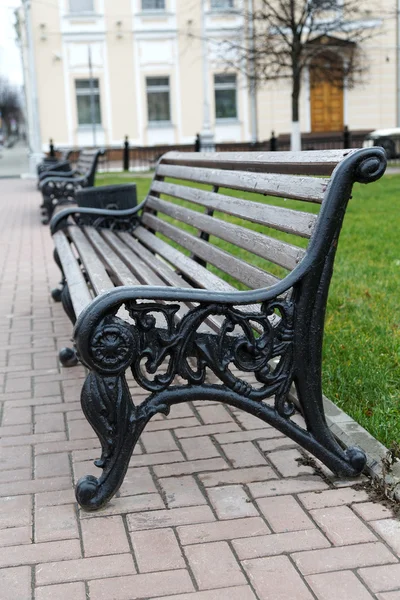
[200,0,215,152]
[22,0,43,174]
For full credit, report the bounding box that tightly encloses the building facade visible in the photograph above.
[18,0,398,151]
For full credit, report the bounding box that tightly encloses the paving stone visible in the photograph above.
[35,504,79,543]
[180,436,220,460]
[177,516,270,545]
[35,452,71,479]
[127,505,215,531]
[199,465,277,487]
[81,515,131,557]
[310,505,377,545]
[88,570,194,600]
[298,487,370,509]
[353,502,395,522]
[267,449,315,477]
[185,541,246,590]
[35,553,135,585]
[207,485,259,519]
[306,571,374,599]
[0,495,32,529]
[0,539,81,568]
[359,565,400,594]
[159,475,207,508]
[154,587,258,600]
[131,528,185,572]
[0,566,32,600]
[248,476,329,498]
[141,430,179,453]
[0,526,32,547]
[370,519,400,556]
[243,555,314,599]
[292,542,397,575]
[233,528,330,559]
[154,457,228,478]
[257,495,315,533]
[36,582,87,600]
[221,441,267,468]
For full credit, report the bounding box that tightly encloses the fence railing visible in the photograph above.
[53,128,374,172]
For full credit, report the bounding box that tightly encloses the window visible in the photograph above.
[146,77,171,123]
[214,74,237,120]
[210,0,234,9]
[69,0,94,13]
[142,0,165,10]
[75,79,101,126]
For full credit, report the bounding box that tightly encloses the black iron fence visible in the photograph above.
[51,127,374,172]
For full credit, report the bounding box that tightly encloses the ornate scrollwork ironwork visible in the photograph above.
[86,298,295,418]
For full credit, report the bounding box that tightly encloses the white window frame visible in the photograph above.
[75,79,102,128]
[68,0,95,14]
[210,0,234,11]
[214,73,238,121]
[146,76,171,125]
[141,0,166,11]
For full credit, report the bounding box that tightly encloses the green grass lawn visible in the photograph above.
[96,171,400,448]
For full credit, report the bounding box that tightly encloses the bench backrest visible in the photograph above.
[76,149,103,184]
[140,149,385,295]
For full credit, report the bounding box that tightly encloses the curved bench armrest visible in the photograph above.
[50,200,147,234]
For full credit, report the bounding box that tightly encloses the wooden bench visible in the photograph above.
[49,147,386,511]
[37,148,73,178]
[39,149,104,224]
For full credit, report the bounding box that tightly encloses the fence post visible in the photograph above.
[49,138,55,157]
[343,125,350,148]
[270,131,277,151]
[123,135,130,171]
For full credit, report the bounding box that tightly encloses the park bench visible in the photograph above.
[49,147,386,511]
[39,149,103,224]
[37,148,73,178]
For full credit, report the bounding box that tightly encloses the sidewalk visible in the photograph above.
[0,140,30,178]
[0,178,399,600]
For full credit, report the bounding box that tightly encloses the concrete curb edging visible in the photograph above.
[323,395,400,501]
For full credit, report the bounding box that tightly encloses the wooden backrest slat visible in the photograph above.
[146,195,304,271]
[160,150,355,175]
[53,231,92,316]
[84,228,141,287]
[133,226,242,293]
[151,180,316,238]
[156,164,327,204]
[141,214,279,289]
[67,226,114,295]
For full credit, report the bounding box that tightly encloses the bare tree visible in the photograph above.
[0,76,21,137]
[213,0,381,150]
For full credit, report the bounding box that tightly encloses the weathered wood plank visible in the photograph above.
[160,150,355,176]
[141,214,280,289]
[53,231,92,317]
[84,227,141,286]
[146,195,304,270]
[67,226,114,295]
[151,180,316,238]
[156,164,327,204]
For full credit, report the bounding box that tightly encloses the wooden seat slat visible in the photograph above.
[160,150,356,176]
[103,231,222,331]
[67,226,114,296]
[53,231,92,316]
[141,214,280,289]
[146,195,304,271]
[84,227,142,287]
[151,180,317,238]
[156,164,328,203]
[132,226,240,293]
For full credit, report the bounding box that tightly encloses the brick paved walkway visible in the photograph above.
[0,178,399,600]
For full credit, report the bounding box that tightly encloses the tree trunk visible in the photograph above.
[291,70,301,152]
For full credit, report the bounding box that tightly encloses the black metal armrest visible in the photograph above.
[39,167,77,181]
[50,200,146,234]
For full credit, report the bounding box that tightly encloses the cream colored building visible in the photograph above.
[18,0,398,151]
